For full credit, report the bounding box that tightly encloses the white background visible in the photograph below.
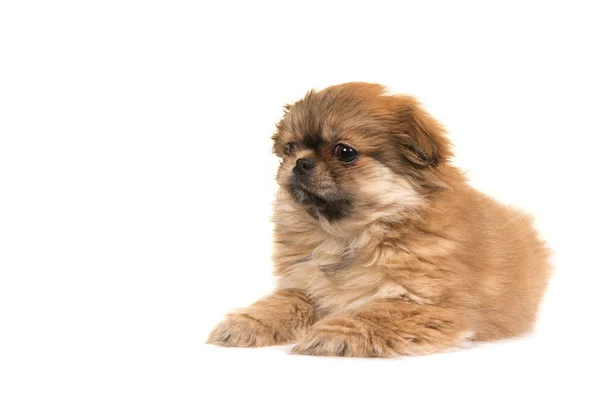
[1,1,599,399]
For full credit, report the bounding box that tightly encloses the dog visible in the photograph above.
[207,82,552,357]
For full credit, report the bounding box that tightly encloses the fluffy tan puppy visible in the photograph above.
[207,82,552,357]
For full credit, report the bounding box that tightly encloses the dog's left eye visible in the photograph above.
[333,144,358,164]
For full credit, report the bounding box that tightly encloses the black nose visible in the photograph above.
[294,158,315,175]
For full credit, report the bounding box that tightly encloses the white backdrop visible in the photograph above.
[1,1,599,399]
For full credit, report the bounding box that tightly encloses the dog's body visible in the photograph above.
[208,83,551,357]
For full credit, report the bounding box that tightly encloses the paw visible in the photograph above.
[291,317,389,357]
[206,313,282,347]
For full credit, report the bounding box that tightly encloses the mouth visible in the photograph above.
[289,185,331,208]
[287,182,353,221]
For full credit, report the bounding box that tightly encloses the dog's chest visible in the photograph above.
[274,220,453,313]
[275,234,350,278]
[275,231,389,313]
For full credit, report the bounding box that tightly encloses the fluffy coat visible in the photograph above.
[207,83,551,357]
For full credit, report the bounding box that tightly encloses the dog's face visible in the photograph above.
[272,83,451,224]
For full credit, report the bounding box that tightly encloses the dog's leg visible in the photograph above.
[207,289,315,347]
[292,299,469,357]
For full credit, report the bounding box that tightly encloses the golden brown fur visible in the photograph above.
[207,82,552,357]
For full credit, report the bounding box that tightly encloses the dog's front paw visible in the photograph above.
[291,316,389,357]
[206,313,282,347]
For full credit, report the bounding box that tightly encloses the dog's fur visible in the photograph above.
[207,82,552,357]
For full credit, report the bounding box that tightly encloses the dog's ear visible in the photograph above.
[392,97,451,167]
[271,103,293,157]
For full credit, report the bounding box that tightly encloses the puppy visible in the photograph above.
[207,82,552,357]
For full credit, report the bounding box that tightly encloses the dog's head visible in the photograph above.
[272,83,451,223]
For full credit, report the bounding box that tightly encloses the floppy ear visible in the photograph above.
[271,103,293,157]
[393,97,451,167]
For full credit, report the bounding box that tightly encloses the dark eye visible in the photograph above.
[333,144,358,164]
[284,142,296,155]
